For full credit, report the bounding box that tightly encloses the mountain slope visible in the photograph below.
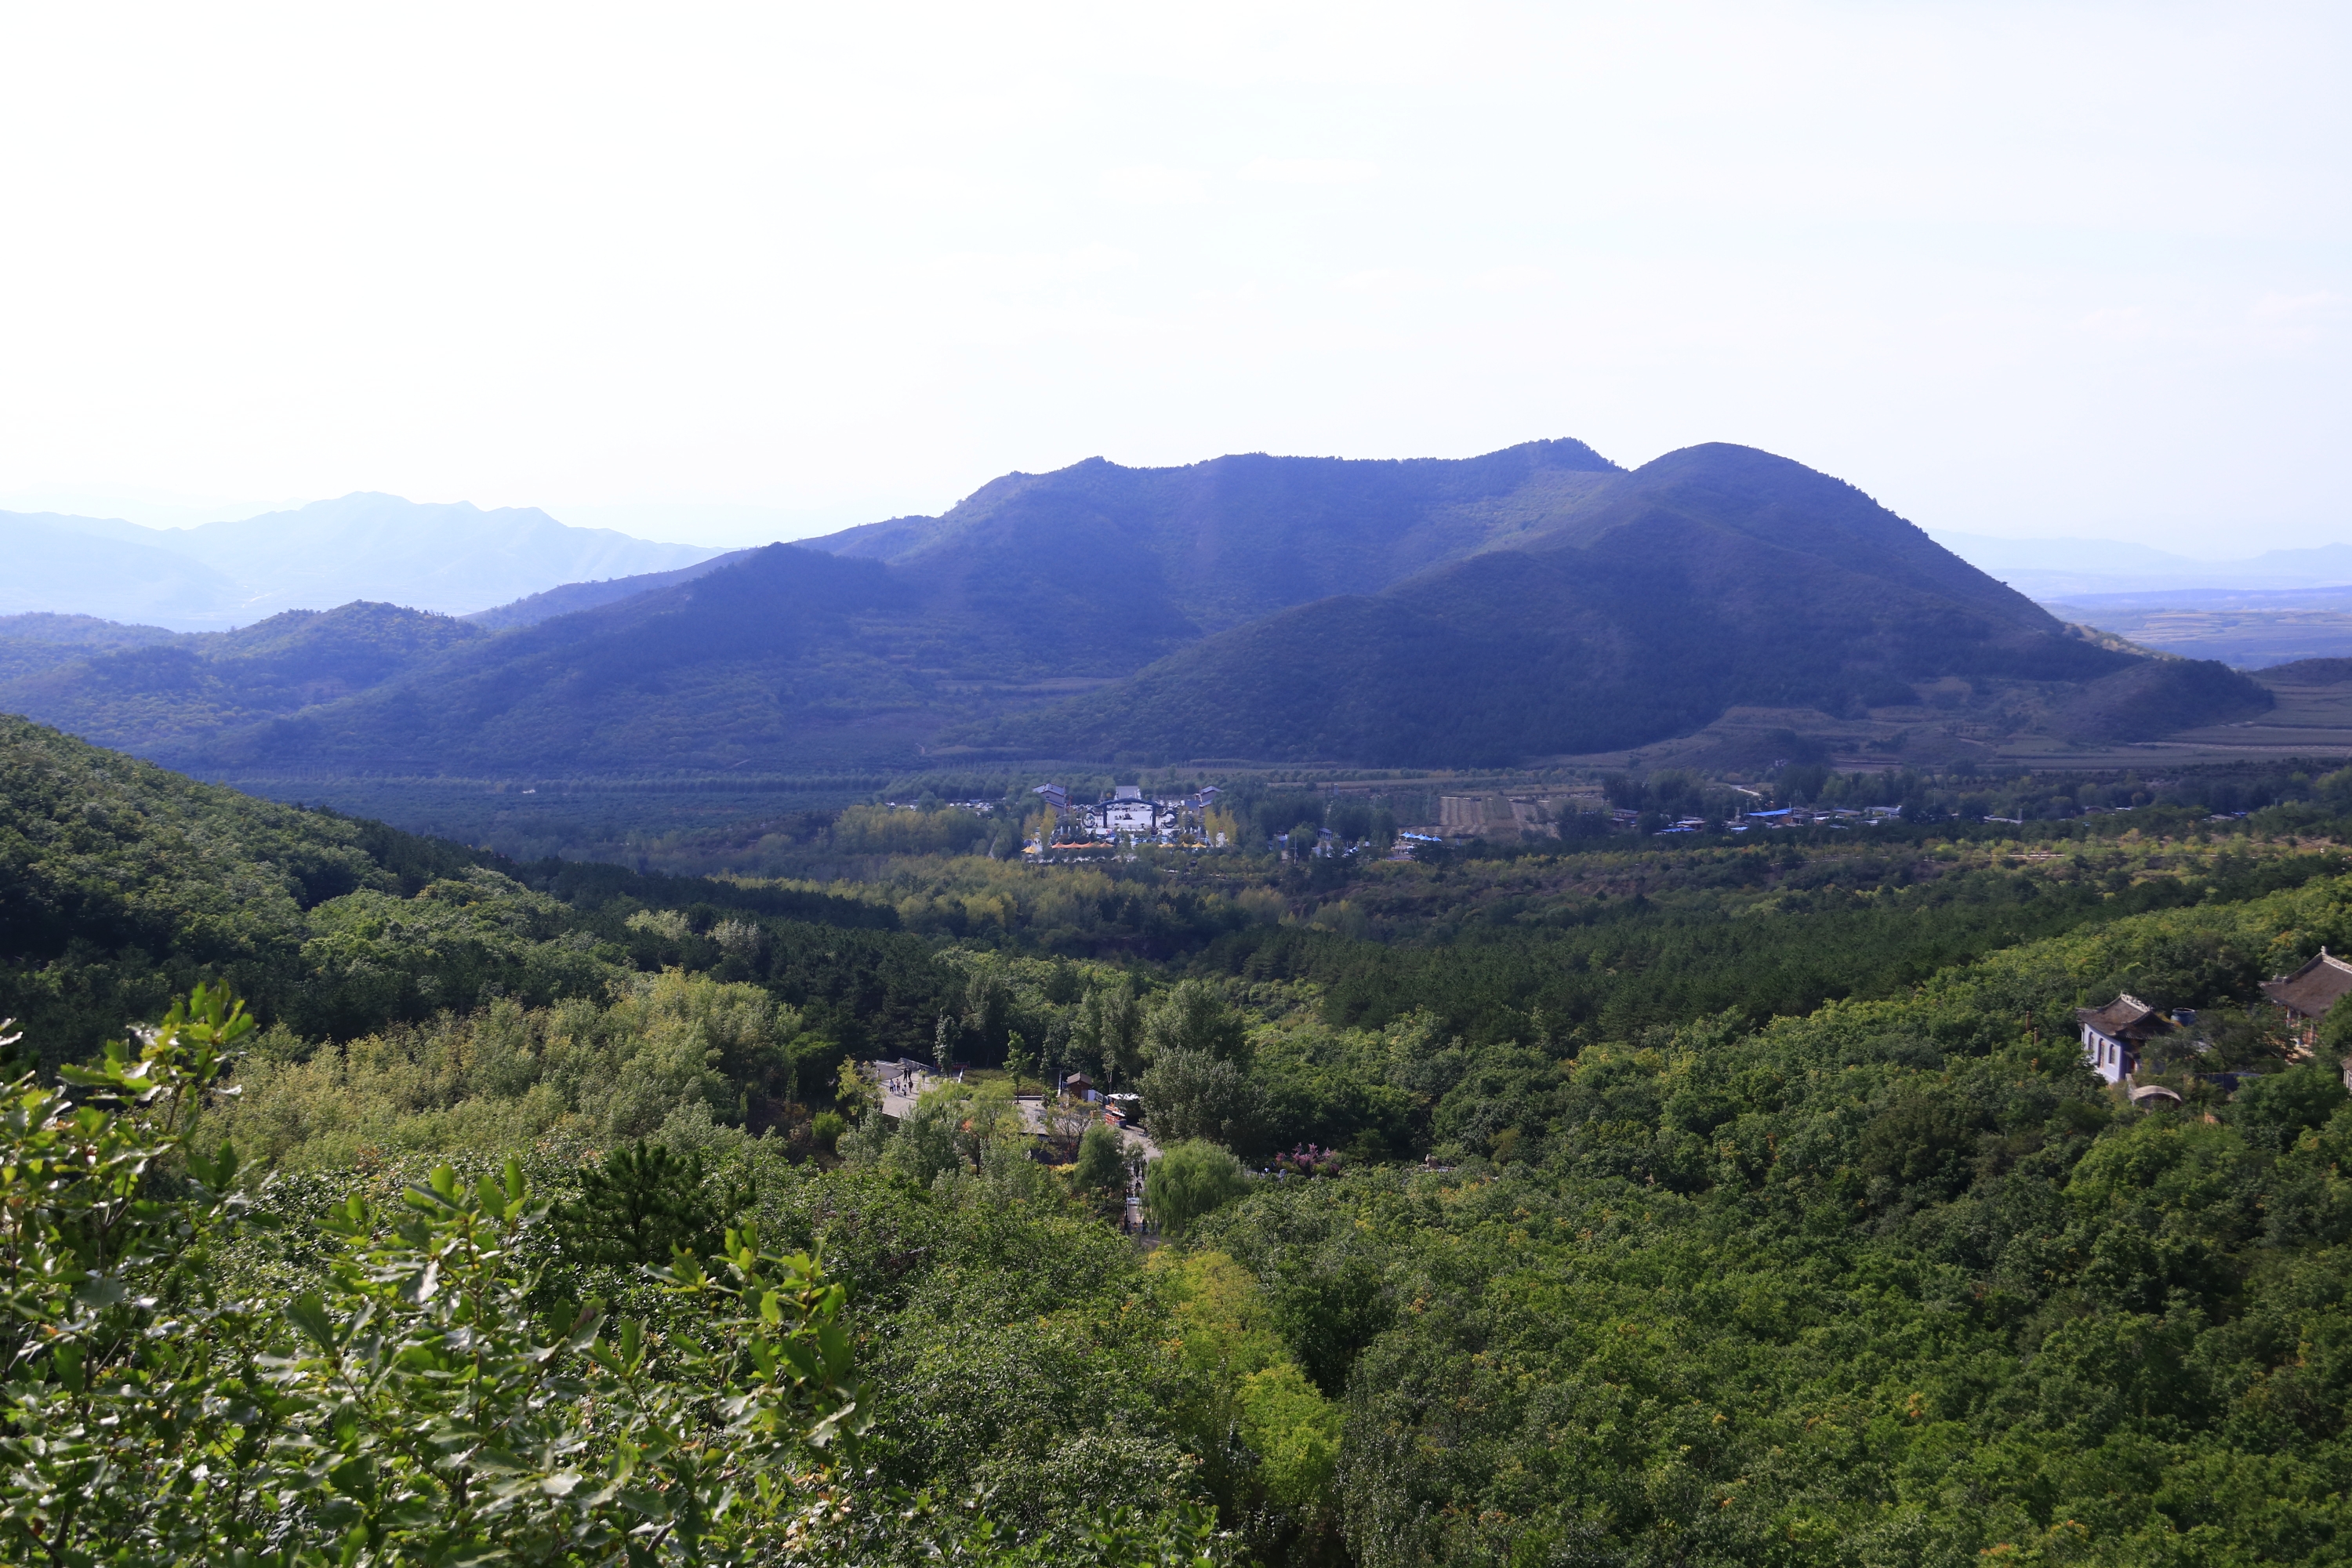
[5,441,2265,776]
[465,550,755,630]
[0,713,905,1065]
[0,603,485,753]
[972,445,2266,765]
[91,442,1648,775]
[185,547,938,774]
[809,437,1624,640]
[0,614,180,683]
[0,512,247,626]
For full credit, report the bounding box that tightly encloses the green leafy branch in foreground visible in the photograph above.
[0,983,282,1563]
[263,1169,864,1564]
[0,984,1232,1566]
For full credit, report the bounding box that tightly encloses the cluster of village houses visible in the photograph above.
[1018,785,1614,860]
[887,783,2352,1116]
[882,782,2158,865]
[1430,793,1905,844]
[2078,947,2352,1105]
[875,783,1925,862]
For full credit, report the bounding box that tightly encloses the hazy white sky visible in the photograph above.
[0,2,2343,551]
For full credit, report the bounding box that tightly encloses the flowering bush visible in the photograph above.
[1267,1144,1341,1180]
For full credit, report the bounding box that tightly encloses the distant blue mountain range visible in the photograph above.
[0,494,725,629]
[1929,529,2352,598]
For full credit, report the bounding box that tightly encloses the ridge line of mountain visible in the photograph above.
[0,440,2282,778]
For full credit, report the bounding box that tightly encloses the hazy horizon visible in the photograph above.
[9,450,2350,562]
[1,4,2344,558]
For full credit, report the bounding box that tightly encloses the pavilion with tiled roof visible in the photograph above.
[2260,948,2352,1050]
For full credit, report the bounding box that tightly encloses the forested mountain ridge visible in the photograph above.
[0,601,486,753]
[9,441,1650,775]
[0,714,911,1069]
[0,441,2270,775]
[178,546,948,774]
[808,437,1625,634]
[463,547,753,629]
[0,612,180,682]
[971,444,2269,764]
[1528,441,2050,626]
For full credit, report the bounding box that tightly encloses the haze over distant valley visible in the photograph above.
[1931,530,2352,600]
[0,494,725,629]
[1922,532,2352,668]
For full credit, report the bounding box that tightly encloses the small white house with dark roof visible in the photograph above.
[2075,994,2175,1084]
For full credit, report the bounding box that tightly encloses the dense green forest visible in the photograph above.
[12,717,2352,1563]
